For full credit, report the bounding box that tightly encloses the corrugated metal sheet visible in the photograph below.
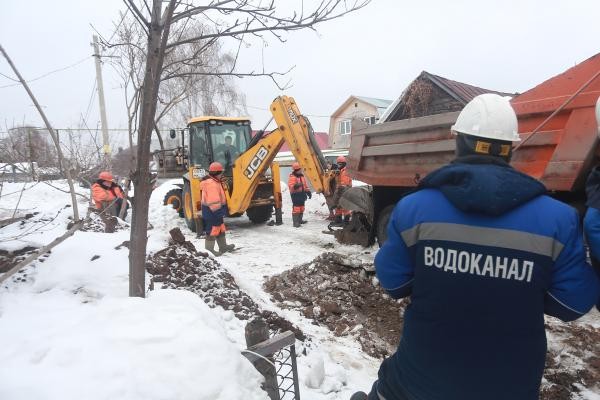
[425,72,513,103]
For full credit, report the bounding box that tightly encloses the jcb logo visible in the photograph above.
[244,146,268,179]
[287,107,299,124]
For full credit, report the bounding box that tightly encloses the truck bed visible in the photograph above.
[349,53,600,194]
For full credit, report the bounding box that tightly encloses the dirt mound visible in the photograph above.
[80,212,126,233]
[266,252,600,397]
[541,320,600,399]
[146,239,305,341]
[264,252,405,358]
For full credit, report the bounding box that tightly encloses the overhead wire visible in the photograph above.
[0,56,92,89]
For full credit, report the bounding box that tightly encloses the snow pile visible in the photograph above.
[0,289,268,400]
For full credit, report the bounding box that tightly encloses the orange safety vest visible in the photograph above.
[288,174,309,193]
[91,181,124,210]
[339,167,352,187]
[200,177,226,211]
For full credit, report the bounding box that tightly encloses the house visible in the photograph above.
[380,71,514,122]
[328,96,393,149]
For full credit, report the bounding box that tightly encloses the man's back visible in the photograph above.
[375,161,599,400]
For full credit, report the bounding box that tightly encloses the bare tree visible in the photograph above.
[113,0,370,297]
[0,44,81,222]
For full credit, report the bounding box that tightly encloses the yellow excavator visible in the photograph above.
[163,95,338,232]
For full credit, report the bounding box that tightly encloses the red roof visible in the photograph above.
[251,130,330,152]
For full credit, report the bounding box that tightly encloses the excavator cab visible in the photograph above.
[188,117,252,176]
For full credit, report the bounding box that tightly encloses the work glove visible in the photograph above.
[293,183,302,190]
[306,191,312,199]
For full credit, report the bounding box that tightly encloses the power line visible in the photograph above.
[0,56,92,89]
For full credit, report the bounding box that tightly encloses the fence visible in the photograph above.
[243,319,301,400]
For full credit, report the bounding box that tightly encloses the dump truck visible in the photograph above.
[162,96,338,232]
[342,53,600,246]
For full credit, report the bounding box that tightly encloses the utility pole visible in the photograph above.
[92,35,111,170]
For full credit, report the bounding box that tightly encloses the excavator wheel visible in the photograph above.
[182,181,197,232]
[246,205,273,224]
[163,188,184,218]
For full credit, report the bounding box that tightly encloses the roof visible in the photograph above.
[380,71,514,122]
[187,116,251,124]
[355,96,394,110]
[251,130,329,152]
[424,72,513,103]
[331,95,394,118]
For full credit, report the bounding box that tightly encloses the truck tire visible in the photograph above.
[163,188,184,218]
[182,181,197,232]
[376,205,395,247]
[246,205,273,224]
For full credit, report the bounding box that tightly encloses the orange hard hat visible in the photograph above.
[99,171,113,181]
[336,156,347,163]
[292,162,301,171]
[209,162,224,172]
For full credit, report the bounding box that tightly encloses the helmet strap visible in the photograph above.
[455,134,512,162]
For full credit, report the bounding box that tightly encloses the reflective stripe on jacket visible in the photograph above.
[200,176,226,212]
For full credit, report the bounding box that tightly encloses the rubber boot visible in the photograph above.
[292,213,301,228]
[205,237,222,257]
[216,233,235,253]
[300,212,307,224]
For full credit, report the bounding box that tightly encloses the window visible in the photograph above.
[339,120,351,135]
[363,116,377,125]
[210,123,250,169]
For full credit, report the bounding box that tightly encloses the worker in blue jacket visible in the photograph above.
[363,94,600,400]
[583,97,600,311]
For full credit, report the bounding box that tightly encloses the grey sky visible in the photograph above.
[1,0,600,140]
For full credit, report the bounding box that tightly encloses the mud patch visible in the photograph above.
[0,246,38,273]
[541,320,600,399]
[264,252,404,358]
[146,240,305,340]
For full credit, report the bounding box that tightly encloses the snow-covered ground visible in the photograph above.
[1,179,599,400]
[0,180,379,400]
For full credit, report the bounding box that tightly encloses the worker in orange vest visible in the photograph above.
[288,162,312,227]
[333,155,352,225]
[200,162,235,256]
[91,171,126,217]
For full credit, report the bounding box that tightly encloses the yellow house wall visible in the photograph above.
[328,99,379,149]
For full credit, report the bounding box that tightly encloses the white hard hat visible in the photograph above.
[451,93,520,142]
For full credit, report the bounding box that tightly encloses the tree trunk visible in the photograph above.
[128,0,175,298]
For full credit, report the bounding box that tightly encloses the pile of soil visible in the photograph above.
[541,320,600,399]
[264,252,405,358]
[265,252,600,398]
[146,238,305,341]
[81,212,126,233]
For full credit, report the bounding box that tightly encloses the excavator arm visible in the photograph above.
[226,95,336,214]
